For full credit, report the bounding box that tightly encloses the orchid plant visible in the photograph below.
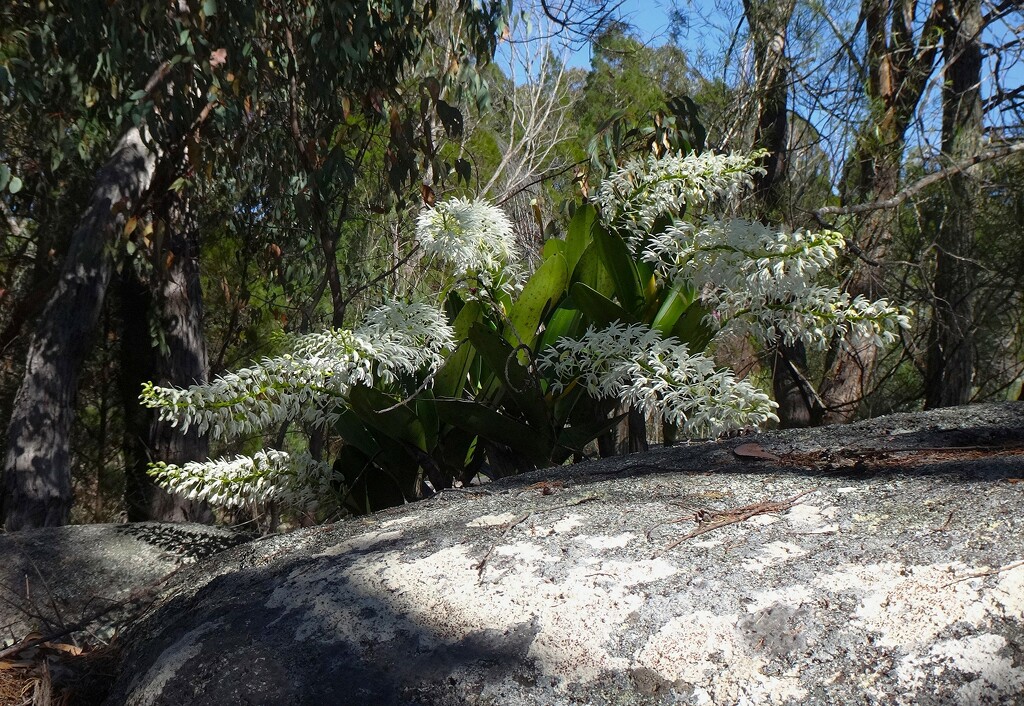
[142,148,909,517]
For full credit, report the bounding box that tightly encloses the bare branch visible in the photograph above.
[815,141,1024,218]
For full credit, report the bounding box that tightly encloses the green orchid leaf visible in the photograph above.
[536,304,582,353]
[672,301,716,352]
[565,203,598,273]
[433,399,552,464]
[542,238,565,259]
[651,282,696,334]
[570,241,615,297]
[592,225,644,313]
[505,252,568,349]
[469,323,553,441]
[434,299,483,398]
[334,408,381,458]
[553,410,629,463]
[570,282,634,326]
[348,384,427,452]
[335,444,408,515]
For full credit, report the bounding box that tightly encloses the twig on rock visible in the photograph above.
[943,559,1024,588]
[657,488,817,554]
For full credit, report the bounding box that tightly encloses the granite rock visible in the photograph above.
[105,403,1024,705]
[0,522,248,646]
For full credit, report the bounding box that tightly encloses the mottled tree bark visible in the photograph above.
[120,193,215,522]
[744,0,795,216]
[2,127,159,530]
[925,0,981,408]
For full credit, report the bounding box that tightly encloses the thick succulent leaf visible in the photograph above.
[436,424,482,479]
[335,445,408,515]
[505,252,568,349]
[570,282,635,326]
[542,238,565,259]
[672,301,715,352]
[433,399,552,464]
[434,300,483,398]
[536,304,582,353]
[334,408,381,458]
[651,282,696,334]
[553,411,629,464]
[570,241,615,297]
[415,389,440,453]
[469,323,554,442]
[592,225,644,313]
[348,385,428,453]
[565,203,598,273]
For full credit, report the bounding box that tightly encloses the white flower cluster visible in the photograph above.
[416,197,518,277]
[148,450,335,510]
[538,321,778,437]
[141,300,455,440]
[595,150,765,243]
[643,217,844,292]
[708,286,911,349]
[639,216,911,348]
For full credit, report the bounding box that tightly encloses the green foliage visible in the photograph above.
[576,23,690,140]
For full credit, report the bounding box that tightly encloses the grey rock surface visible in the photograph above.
[0,522,248,645]
[107,403,1024,705]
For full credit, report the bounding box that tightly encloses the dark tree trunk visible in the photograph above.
[743,0,816,428]
[925,0,981,408]
[772,343,822,427]
[744,0,795,216]
[120,194,214,522]
[819,207,894,423]
[2,127,159,530]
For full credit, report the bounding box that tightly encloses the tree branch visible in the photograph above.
[815,142,1024,219]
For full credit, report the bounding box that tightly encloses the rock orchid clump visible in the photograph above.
[142,149,910,514]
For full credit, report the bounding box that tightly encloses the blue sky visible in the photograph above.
[561,0,688,70]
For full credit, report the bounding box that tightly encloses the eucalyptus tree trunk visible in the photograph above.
[925,0,981,408]
[744,0,794,215]
[743,0,818,427]
[120,193,214,522]
[2,126,160,530]
[820,0,943,423]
